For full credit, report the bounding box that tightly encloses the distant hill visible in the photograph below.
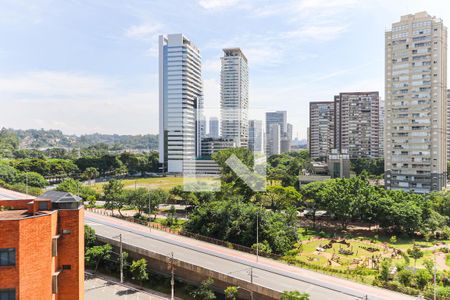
[1,128,158,150]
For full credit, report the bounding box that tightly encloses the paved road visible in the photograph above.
[85,212,415,300]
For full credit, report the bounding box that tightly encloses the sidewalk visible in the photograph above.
[85,271,181,300]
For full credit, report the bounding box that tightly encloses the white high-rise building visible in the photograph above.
[209,117,219,138]
[379,99,385,158]
[159,34,203,173]
[265,111,288,156]
[248,120,264,153]
[385,12,447,193]
[269,123,281,156]
[309,102,335,160]
[334,92,380,159]
[220,48,249,148]
[447,89,450,162]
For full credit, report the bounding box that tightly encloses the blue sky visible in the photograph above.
[0,0,449,139]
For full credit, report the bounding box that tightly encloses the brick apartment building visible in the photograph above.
[0,187,84,300]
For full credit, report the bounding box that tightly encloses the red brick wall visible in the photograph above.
[0,220,20,291]
[18,213,56,300]
[0,200,30,210]
[57,207,84,300]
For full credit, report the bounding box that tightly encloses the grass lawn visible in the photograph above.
[89,176,220,193]
[295,227,450,272]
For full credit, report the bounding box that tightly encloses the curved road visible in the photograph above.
[85,212,415,300]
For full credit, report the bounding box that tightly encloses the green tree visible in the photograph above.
[85,244,112,272]
[397,269,413,286]
[16,171,47,188]
[130,258,149,286]
[300,181,325,228]
[224,286,239,300]
[212,148,258,199]
[415,268,432,290]
[378,258,392,282]
[190,278,216,300]
[81,167,100,182]
[280,290,310,300]
[102,179,125,216]
[126,188,150,215]
[257,185,302,211]
[84,225,96,249]
[407,246,424,267]
[148,188,169,219]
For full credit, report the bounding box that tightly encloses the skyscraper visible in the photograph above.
[269,123,281,155]
[209,117,219,138]
[379,99,385,157]
[447,89,450,162]
[220,48,249,148]
[265,111,288,156]
[334,92,380,159]
[385,12,447,193]
[309,102,335,160]
[248,120,264,153]
[159,34,203,173]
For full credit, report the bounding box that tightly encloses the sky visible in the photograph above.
[0,0,449,139]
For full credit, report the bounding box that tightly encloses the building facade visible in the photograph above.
[309,102,335,160]
[200,138,236,157]
[0,188,84,300]
[334,92,380,159]
[385,12,447,193]
[220,48,249,148]
[447,89,450,162]
[265,111,288,156]
[248,120,264,153]
[159,34,204,173]
[379,99,385,157]
[208,117,219,138]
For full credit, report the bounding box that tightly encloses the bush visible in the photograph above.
[280,291,310,300]
[397,269,413,286]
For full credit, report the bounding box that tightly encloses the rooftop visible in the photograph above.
[0,209,50,220]
[0,187,35,201]
[38,191,82,203]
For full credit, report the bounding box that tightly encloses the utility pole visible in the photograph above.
[256,208,259,262]
[250,267,254,300]
[25,173,28,194]
[119,234,123,283]
[434,254,437,300]
[171,252,175,300]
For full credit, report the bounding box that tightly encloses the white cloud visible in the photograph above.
[282,24,348,42]
[0,71,158,135]
[197,0,241,10]
[125,22,163,57]
[125,23,162,40]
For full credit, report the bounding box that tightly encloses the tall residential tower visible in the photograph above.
[309,102,335,160]
[334,92,380,159]
[385,12,447,193]
[159,34,203,173]
[220,48,249,148]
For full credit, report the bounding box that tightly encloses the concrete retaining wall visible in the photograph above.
[97,235,281,300]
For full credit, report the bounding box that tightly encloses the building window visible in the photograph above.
[52,236,60,257]
[0,289,16,300]
[38,201,48,210]
[0,248,16,267]
[52,274,59,294]
[62,265,71,270]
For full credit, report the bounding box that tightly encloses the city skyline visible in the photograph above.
[1,1,450,139]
